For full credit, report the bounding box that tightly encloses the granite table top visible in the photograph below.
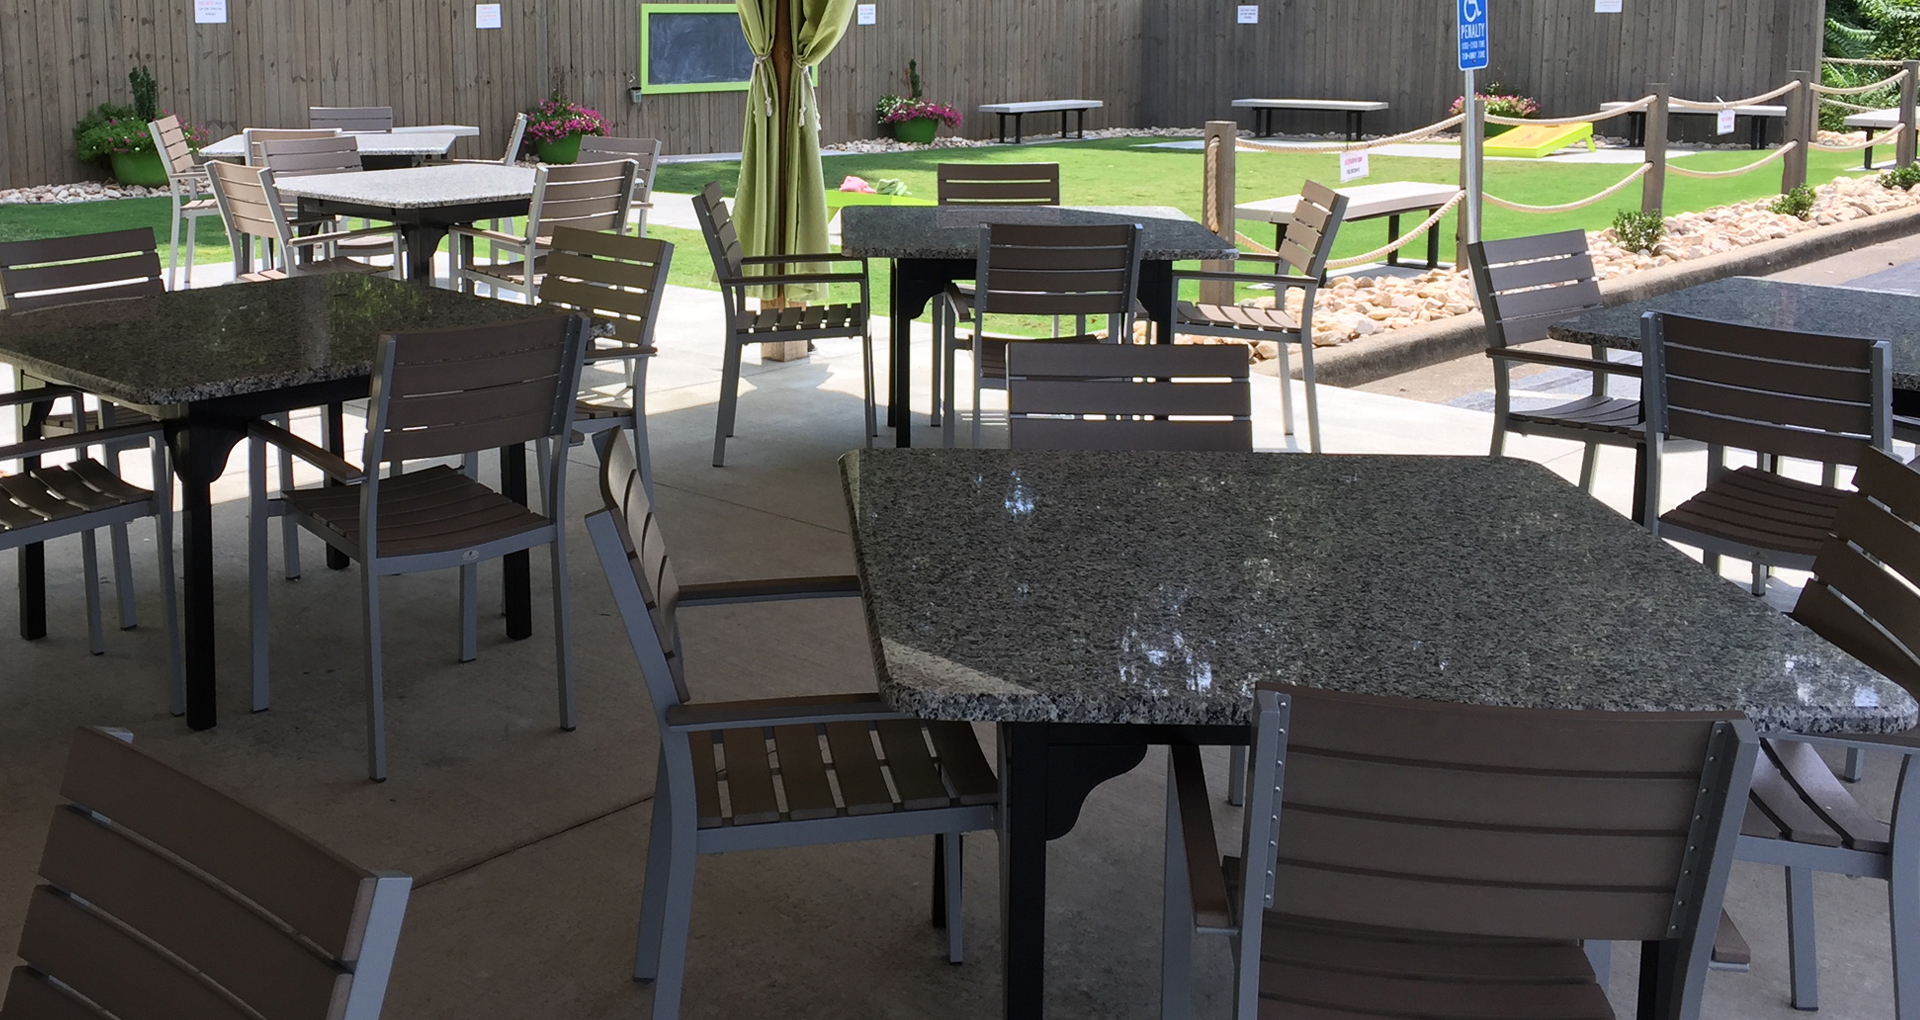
[0,274,561,407]
[839,205,1236,262]
[200,132,460,160]
[276,164,536,209]
[1549,276,1920,392]
[842,448,1916,733]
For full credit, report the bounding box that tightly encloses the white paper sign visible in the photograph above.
[193,0,226,24]
[1237,4,1259,23]
[475,3,501,29]
[1594,0,1621,12]
[856,3,876,24]
[1340,150,1370,183]
[1717,108,1736,134]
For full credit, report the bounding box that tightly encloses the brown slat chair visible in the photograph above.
[935,161,1061,205]
[584,436,997,1020]
[1169,180,1349,453]
[1164,682,1757,1020]
[451,159,638,305]
[536,225,673,500]
[1468,229,1630,492]
[309,105,395,133]
[245,314,589,780]
[576,135,663,235]
[205,159,402,280]
[255,134,400,266]
[690,181,875,466]
[242,126,340,167]
[1,727,410,1020]
[1733,447,1920,1014]
[145,115,221,289]
[1006,341,1251,451]
[0,391,179,704]
[941,221,1144,448]
[1642,311,1893,592]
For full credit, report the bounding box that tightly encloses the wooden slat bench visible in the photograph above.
[1237,180,1459,273]
[978,100,1104,144]
[1230,98,1389,140]
[1600,101,1786,151]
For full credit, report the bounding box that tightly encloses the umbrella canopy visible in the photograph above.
[734,0,856,299]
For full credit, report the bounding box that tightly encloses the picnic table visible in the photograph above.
[277,164,535,282]
[1843,107,1907,169]
[842,447,1912,1020]
[1600,101,1784,151]
[1230,98,1388,140]
[1237,180,1459,272]
[977,100,1102,144]
[200,130,461,169]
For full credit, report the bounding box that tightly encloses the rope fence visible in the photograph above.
[1670,81,1802,110]
[1811,70,1910,95]
[1811,124,1904,151]
[1825,57,1905,67]
[1324,191,1467,269]
[1486,95,1653,127]
[1482,164,1651,212]
[1237,114,1465,154]
[1820,97,1881,113]
[1666,142,1797,177]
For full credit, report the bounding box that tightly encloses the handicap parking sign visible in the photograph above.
[1457,0,1489,70]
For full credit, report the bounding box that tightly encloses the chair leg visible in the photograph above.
[943,312,961,450]
[551,533,577,731]
[275,414,302,580]
[184,211,199,288]
[110,520,137,629]
[155,485,184,716]
[1275,342,1296,442]
[363,566,389,782]
[534,440,553,515]
[1844,746,1867,782]
[459,563,479,663]
[636,780,700,1020]
[1162,757,1194,1020]
[712,341,744,467]
[945,832,964,963]
[167,198,183,290]
[1579,443,1599,493]
[972,348,986,449]
[1491,363,1511,456]
[80,530,105,655]
[634,760,679,980]
[1227,745,1247,806]
[862,328,878,446]
[930,311,943,428]
[248,439,273,711]
[1584,940,1612,987]
[1298,339,1322,454]
[1785,866,1819,1010]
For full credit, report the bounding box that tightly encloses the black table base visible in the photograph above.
[1622,110,1770,151]
[994,108,1093,145]
[1250,108,1367,141]
[296,195,528,284]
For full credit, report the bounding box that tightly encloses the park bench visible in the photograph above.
[1236,180,1459,273]
[978,100,1103,144]
[1845,107,1902,169]
[1230,98,1389,141]
[1600,101,1784,150]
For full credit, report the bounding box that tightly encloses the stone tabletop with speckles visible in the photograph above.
[842,448,1916,733]
[1549,276,1920,392]
[0,274,562,408]
[839,205,1236,262]
[275,163,535,209]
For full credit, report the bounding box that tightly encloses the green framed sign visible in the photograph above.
[638,3,756,95]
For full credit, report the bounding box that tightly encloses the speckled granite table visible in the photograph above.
[277,165,536,281]
[841,447,1913,1018]
[839,205,1236,448]
[200,131,460,164]
[0,275,565,729]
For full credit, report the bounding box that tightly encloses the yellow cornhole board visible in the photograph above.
[1484,121,1595,158]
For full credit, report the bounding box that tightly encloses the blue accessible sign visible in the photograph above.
[1457,0,1489,70]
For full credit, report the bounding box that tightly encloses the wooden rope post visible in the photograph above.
[1783,69,1812,193]
[1200,120,1237,308]
[1642,84,1668,215]
[1901,61,1918,168]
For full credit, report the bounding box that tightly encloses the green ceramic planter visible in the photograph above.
[109,148,168,187]
[891,117,939,144]
[533,133,583,164]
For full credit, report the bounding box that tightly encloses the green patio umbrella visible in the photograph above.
[734,0,856,301]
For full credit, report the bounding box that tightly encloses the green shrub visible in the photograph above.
[1880,163,1920,190]
[129,66,159,122]
[1770,184,1818,219]
[72,102,137,148]
[1611,209,1665,253]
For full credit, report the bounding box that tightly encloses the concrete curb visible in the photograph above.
[1305,202,1920,388]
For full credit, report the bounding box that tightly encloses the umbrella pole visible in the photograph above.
[762,0,810,362]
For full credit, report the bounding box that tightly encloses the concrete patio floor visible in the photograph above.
[1,257,1914,1018]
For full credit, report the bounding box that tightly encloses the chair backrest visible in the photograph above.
[1006,342,1251,451]
[1259,681,1755,956]
[205,160,295,253]
[1643,311,1891,468]
[973,222,1142,328]
[1276,180,1348,279]
[1792,448,1920,697]
[309,106,394,133]
[257,134,364,178]
[587,433,691,711]
[1467,229,1604,347]
[937,162,1061,205]
[2,727,410,1020]
[577,135,662,201]
[499,113,529,165]
[147,115,196,175]
[527,160,638,241]
[691,181,744,277]
[539,225,674,358]
[0,229,163,312]
[243,127,338,166]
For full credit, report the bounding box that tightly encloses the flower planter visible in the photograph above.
[108,148,168,187]
[534,133,583,164]
[891,117,939,144]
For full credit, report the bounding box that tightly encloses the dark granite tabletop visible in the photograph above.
[0,274,560,408]
[843,448,1916,733]
[839,205,1236,261]
[1550,276,1920,391]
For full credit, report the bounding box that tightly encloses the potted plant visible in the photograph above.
[524,92,608,164]
[1449,86,1540,137]
[876,59,961,144]
[73,66,206,187]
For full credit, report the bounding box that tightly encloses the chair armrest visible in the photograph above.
[289,225,401,249]
[718,271,869,287]
[449,225,527,246]
[738,252,866,267]
[1486,346,1644,377]
[0,422,159,463]
[245,420,364,484]
[676,574,862,607]
[0,386,87,410]
[1169,745,1236,931]
[664,692,908,732]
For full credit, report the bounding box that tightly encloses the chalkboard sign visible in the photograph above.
[639,4,756,94]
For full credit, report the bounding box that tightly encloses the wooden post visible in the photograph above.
[1199,120,1237,308]
[1454,98,1485,267]
[1900,60,1918,168]
[1642,84,1668,215]
[761,0,808,362]
[1783,68,1812,194]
